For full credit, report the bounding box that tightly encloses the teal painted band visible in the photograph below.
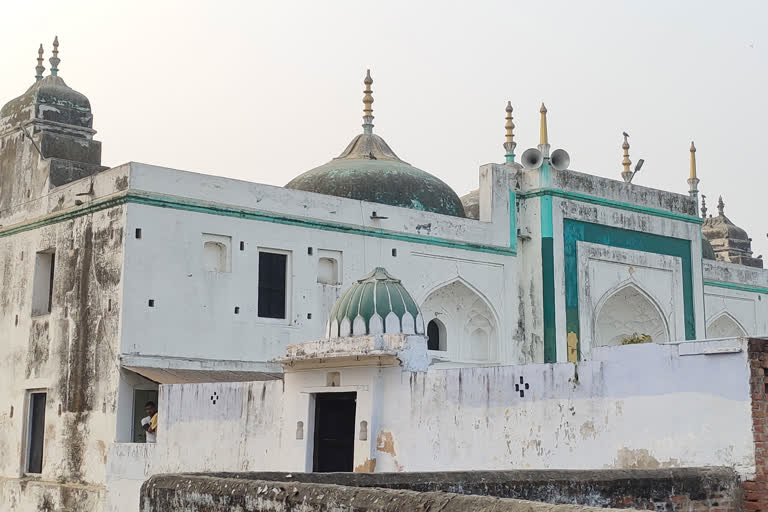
[540,162,551,187]
[704,280,768,295]
[0,196,127,238]
[540,196,553,238]
[509,190,517,251]
[563,219,696,359]
[0,192,518,257]
[540,193,557,363]
[505,154,516,163]
[520,188,703,225]
[542,237,556,363]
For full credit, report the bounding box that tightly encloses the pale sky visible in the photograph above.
[1,1,766,256]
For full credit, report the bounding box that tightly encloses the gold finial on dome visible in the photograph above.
[362,69,374,134]
[539,103,548,145]
[504,101,516,163]
[621,132,632,182]
[35,44,45,82]
[689,141,697,180]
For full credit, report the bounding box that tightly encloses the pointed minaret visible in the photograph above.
[717,195,725,217]
[688,141,700,214]
[49,36,60,77]
[362,69,374,135]
[621,132,632,182]
[35,44,45,82]
[504,101,516,164]
[538,103,550,159]
[700,195,707,219]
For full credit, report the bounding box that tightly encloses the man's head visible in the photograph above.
[145,401,156,416]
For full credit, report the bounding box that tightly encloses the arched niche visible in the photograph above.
[204,241,228,272]
[420,279,498,362]
[707,312,747,338]
[593,283,669,347]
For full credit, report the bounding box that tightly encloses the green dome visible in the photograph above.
[285,70,464,218]
[327,267,424,338]
[286,134,465,218]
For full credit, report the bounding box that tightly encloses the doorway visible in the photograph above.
[312,392,356,472]
[133,389,158,443]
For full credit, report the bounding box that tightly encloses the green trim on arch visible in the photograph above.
[0,191,517,257]
[563,219,696,361]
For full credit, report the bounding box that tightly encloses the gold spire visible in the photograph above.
[621,132,632,182]
[362,69,374,134]
[505,102,515,144]
[689,141,697,180]
[504,101,516,163]
[35,44,45,82]
[539,103,548,145]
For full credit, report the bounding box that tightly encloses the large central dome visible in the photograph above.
[285,71,465,218]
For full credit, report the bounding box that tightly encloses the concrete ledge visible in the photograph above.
[194,467,740,508]
[676,338,745,356]
[140,474,635,512]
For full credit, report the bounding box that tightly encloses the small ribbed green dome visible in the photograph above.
[327,267,424,338]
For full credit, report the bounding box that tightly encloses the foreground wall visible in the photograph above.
[142,468,741,511]
[155,341,755,475]
[140,473,640,512]
[106,339,761,511]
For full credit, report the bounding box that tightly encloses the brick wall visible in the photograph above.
[745,339,768,511]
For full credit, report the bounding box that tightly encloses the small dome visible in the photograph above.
[0,75,92,129]
[460,189,480,220]
[702,215,749,242]
[285,71,465,218]
[702,196,750,243]
[327,267,424,338]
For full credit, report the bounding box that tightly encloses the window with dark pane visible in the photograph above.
[27,392,47,473]
[427,320,441,351]
[258,252,287,319]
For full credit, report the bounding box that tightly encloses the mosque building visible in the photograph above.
[2,39,768,512]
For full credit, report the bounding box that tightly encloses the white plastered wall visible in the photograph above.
[552,197,706,362]
[120,164,519,366]
[577,242,685,356]
[704,287,757,337]
[104,339,756,509]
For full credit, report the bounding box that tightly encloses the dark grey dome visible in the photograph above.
[0,75,92,129]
